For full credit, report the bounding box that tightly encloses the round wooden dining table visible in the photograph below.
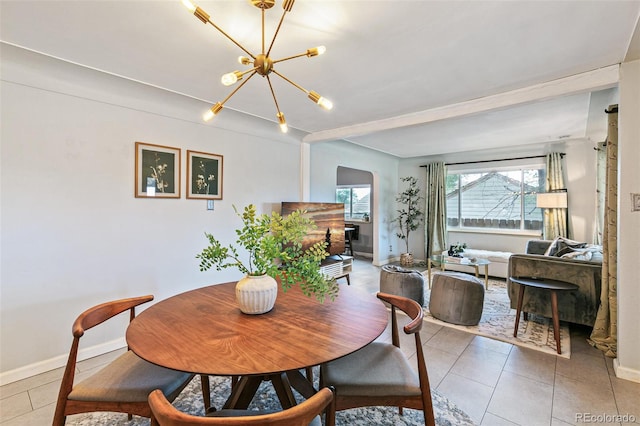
[126,281,388,409]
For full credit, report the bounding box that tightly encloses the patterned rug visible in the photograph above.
[424,274,571,359]
[67,372,476,425]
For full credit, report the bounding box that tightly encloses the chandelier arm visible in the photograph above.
[218,71,258,106]
[266,7,290,57]
[261,8,266,54]
[206,19,256,59]
[272,52,309,65]
[266,75,282,113]
[271,69,309,95]
[239,66,260,78]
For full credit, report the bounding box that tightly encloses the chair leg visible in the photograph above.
[305,367,314,382]
[201,374,211,411]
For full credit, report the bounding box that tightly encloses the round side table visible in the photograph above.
[510,276,578,354]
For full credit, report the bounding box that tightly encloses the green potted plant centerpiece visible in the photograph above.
[394,176,424,266]
[196,204,339,314]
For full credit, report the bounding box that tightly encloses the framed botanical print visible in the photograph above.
[187,150,223,200]
[135,142,181,198]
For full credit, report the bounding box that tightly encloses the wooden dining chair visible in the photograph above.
[53,295,210,425]
[319,292,436,426]
[148,386,335,426]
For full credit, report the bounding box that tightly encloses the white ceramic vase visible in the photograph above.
[235,274,278,314]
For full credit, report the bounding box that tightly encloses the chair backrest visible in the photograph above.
[149,387,335,426]
[56,296,155,410]
[376,292,424,348]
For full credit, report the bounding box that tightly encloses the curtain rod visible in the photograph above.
[420,153,565,167]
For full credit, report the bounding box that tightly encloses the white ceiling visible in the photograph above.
[2,1,639,158]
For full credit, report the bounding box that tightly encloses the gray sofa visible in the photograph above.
[507,239,603,327]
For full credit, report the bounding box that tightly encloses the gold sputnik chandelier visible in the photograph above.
[181,0,333,133]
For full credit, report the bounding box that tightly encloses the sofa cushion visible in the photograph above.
[543,237,587,257]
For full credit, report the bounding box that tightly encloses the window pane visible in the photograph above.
[446,175,459,227]
[523,168,545,230]
[336,188,351,218]
[446,167,544,231]
[336,186,370,220]
[351,187,370,218]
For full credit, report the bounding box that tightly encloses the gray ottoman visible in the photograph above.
[429,272,484,325]
[380,265,425,306]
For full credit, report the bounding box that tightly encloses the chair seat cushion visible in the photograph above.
[321,341,420,397]
[68,350,192,402]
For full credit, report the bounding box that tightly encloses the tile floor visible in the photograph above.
[1,257,639,425]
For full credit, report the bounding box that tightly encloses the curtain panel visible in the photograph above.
[589,105,618,358]
[424,162,447,259]
[543,152,568,239]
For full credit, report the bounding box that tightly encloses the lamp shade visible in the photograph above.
[536,192,568,209]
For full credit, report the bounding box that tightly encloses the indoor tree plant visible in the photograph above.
[394,176,424,266]
[196,204,339,314]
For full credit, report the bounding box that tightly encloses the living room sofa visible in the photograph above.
[507,239,603,327]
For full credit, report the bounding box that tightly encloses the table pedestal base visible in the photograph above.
[223,370,317,409]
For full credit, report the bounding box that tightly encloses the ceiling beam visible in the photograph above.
[303,65,620,144]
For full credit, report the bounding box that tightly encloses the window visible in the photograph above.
[446,167,545,231]
[336,185,371,220]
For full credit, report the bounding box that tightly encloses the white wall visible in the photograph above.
[308,141,400,266]
[615,59,640,382]
[0,45,305,383]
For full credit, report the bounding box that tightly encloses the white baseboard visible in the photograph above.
[0,338,126,386]
[613,358,640,383]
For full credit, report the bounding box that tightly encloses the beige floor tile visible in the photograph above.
[487,370,554,426]
[481,412,520,426]
[552,374,619,425]
[1,402,56,426]
[610,376,640,423]
[0,392,32,423]
[605,356,617,376]
[0,367,64,400]
[436,372,494,425]
[569,327,604,359]
[551,417,575,426]
[503,346,557,385]
[27,379,60,410]
[450,343,509,387]
[422,345,458,388]
[556,351,611,387]
[425,326,474,356]
[470,335,514,355]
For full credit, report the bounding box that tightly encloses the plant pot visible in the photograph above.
[400,253,414,266]
[235,274,278,314]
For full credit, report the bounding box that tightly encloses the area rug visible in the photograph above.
[67,373,476,426]
[424,274,571,359]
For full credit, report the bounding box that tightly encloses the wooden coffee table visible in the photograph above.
[126,281,388,409]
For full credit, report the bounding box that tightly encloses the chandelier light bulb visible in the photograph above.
[203,102,223,121]
[308,91,333,110]
[221,71,242,86]
[181,0,197,13]
[238,56,253,65]
[318,97,333,110]
[277,112,288,133]
[203,109,215,121]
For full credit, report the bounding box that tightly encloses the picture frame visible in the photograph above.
[135,142,181,198]
[187,150,223,200]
